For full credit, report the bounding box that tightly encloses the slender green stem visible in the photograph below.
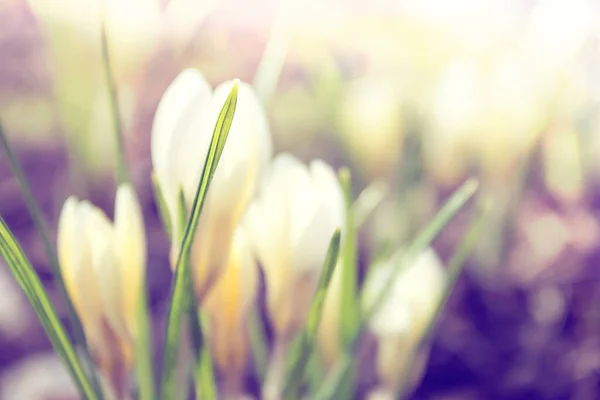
[135,281,156,400]
[338,168,358,343]
[283,230,342,399]
[100,10,129,186]
[193,311,217,400]
[0,122,104,397]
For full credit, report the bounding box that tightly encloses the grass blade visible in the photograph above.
[100,10,129,186]
[363,178,478,320]
[159,80,239,399]
[282,229,342,399]
[193,311,217,399]
[352,179,389,229]
[135,276,155,400]
[0,218,100,400]
[152,172,172,240]
[0,122,104,396]
[395,197,490,399]
[175,187,217,400]
[338,168,358,343]
[337,169,358,396]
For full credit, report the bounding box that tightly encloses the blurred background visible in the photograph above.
[1,0,600,398]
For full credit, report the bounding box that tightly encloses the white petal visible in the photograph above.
[68,202,105,348]
[151,68,213,238]
[83,203,129,341]
[57,196,79,301]
[289,160,343,272]
[114,183,147,338]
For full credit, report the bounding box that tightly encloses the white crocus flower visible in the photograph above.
[244,153,344,340]
[151,69,272,299]
[203,226,258,394]
[57,183,146,397]
[362,248,445,393]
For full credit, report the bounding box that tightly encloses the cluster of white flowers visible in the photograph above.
[56,69,447,398]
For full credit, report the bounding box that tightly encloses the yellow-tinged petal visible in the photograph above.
[204,227,258,381]
[57,196,80,305]
[114,183,147,339]
[61,200,105,354]
[82,202,129,342]
[244,153,344,338]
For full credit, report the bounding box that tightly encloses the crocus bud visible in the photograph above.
[57,183,146,396]
[362,248,445,393]
[203,227,258,394]
[244,153,344,340]
[151,69,272,299]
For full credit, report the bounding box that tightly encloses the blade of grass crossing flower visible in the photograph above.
[0,122,104,396]
[338,168,358,343]
[100,11,129,185]
[152,172,172,240]
[352,179,389,229]
[159,80,239,399]
[0,218,100,400]
[363,178,478,320]
[282,229,342,400]
[176,187,217,400]
[395,197,490,399]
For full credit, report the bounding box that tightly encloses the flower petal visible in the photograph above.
[114,183,147,338]
[364,248,445,338]
[83,202,129,341]
[151,68,213,241]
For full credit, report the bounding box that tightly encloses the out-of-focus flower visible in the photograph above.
[244,153,344,340]
[26,0,161,176]
[524,0,596,79]
[362,248,445,392]
[0,353,79,400]
[425,51,549,183]
[336,78,405,178]
[425,57,484,184]
[203,226,258,393]
[27,0,160,83]
[57,183,146,396]
[151,69,272,299]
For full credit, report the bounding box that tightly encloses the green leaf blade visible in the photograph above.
[159,80,239,399]
[283,229,342,399]
[0,122,104,397]
[0,218,100,400]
